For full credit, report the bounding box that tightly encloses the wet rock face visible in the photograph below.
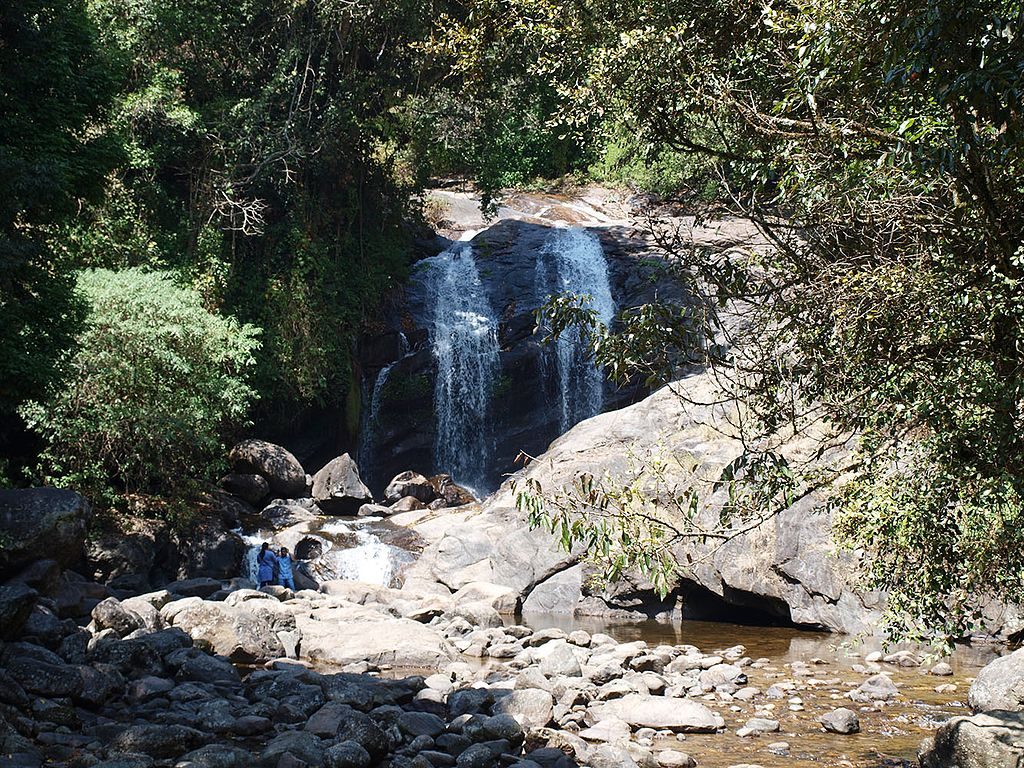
[0,488,91,577]
[358,217,685,496]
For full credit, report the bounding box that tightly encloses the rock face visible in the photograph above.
[313,454,373,515]
[220,472,270,505]
[919,710,1024,768]
[970,647,1024,713]
[410,374,879,633]
[0,584,38,639]
[228,439,306,498]
[385,471,435,504]
[0,488,91,577]
[358,200,694,494]
[86,517,245,590]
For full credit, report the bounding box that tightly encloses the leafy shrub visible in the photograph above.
[21,267,260,505]
[588,123,723,200]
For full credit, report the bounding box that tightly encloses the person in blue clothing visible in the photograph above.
[277,547,296,590]
[257,542,278,588]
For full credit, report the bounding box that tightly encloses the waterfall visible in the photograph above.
[241,519,414,588]
[545,227,616,432]
[241,533,264,584]
[317,519,414,586]
[357,361,395,484]
[331,528,406,585]
[423,243,500,493]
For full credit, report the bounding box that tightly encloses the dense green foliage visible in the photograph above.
[0,0,121,444]
[2,0,448,502]
[451,0,1024,642]
[20,269,260,505]
[73,0,435,414]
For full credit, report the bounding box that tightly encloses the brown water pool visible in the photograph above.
[520,613,1001,768]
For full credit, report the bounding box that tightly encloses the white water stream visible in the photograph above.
[542,227,616,432]
[422,243,500,493]
[241,518,414,588]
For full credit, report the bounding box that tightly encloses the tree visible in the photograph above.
[71,0,446,420]
[446,0,1024,644]
[0,0,121,458]
[20,268,260,508]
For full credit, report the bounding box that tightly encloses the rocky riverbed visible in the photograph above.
[2,401,1022,767]
[1,561,1010,768]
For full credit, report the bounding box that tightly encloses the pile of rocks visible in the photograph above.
[222,441,475,524]
[4,554,946,768]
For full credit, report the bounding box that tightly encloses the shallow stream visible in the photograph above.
[520,613,996,768]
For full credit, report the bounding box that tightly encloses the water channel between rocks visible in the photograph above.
[238,515,989,767]
[521,615,982,768]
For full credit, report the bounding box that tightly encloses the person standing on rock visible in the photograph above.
[277,546,296,590]
[257,542,278,588]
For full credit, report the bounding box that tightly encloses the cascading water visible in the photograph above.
[423,243,500,493]
[240,518,414,588]
[322,520,411,585]
[545,227,616,432]
[357,360,395,486]
[241,533,264,584]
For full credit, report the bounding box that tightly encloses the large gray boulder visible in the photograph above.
[491,688,555,728]
[228,439,306,497]
[0,488,91,577]
[970,648,1024,713]
[295,602,454,669]
[312,454,373,515]
[408,374,879,633]
[168,601,284,663]
[919,710,1024,768]
[587,695,725,732]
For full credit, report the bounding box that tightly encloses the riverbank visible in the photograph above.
[0,566,994,768]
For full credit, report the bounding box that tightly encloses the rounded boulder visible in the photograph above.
[228,440,306,497]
